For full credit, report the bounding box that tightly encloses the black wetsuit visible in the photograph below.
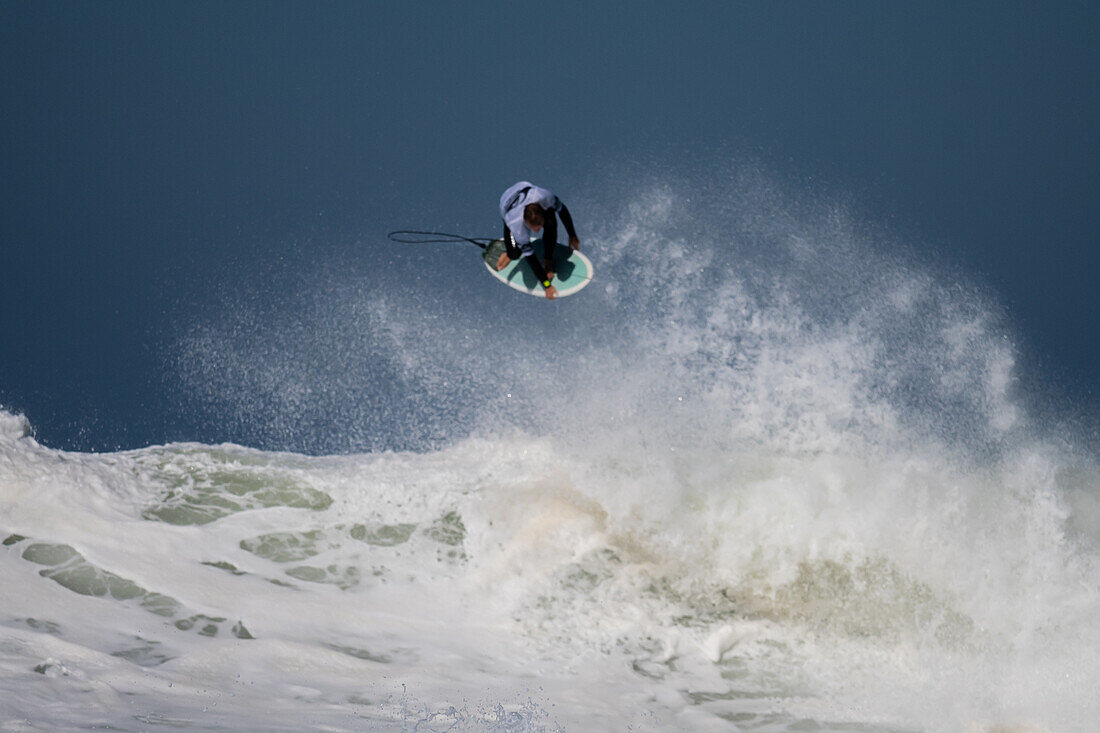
[501,203,578,287]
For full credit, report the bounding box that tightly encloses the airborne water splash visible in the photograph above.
[3,164,1099,731]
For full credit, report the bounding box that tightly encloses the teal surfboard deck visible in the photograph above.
[481,239,594,298]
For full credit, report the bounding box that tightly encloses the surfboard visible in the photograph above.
[481,238,594,298]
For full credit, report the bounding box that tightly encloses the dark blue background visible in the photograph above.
[2,1,1097,451]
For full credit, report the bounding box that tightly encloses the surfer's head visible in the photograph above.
[523,204,544,232]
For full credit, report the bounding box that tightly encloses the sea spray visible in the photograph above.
[3,162,1096,730]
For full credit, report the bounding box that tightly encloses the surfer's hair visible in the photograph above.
[523,204,544,229]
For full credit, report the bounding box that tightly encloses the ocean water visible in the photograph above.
[2,171,1098,731]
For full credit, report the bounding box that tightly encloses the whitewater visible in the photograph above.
[2,168,1098,731]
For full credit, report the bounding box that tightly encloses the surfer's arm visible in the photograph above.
[502,222,522,260]
[497,222,520,270]
[558,204,580,248]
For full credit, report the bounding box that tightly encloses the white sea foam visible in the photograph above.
[4,165,1099,730]
[1,407,1097,731]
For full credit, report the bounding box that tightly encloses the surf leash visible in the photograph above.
[387,230,493,250]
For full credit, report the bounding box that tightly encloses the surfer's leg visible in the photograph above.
[543,207,558,246]
[541,210,559,274]
[524,252,552,287]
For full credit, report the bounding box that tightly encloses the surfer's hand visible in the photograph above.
[495,253,511,271]
[569,236,580,250]
[544,285,559,300]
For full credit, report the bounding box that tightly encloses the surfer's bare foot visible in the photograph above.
[495,253,511,271]
[544,285,559,300]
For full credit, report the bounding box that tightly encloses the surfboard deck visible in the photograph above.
[481,239,594,298]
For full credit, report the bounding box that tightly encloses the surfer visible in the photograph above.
[496,181,581,300]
